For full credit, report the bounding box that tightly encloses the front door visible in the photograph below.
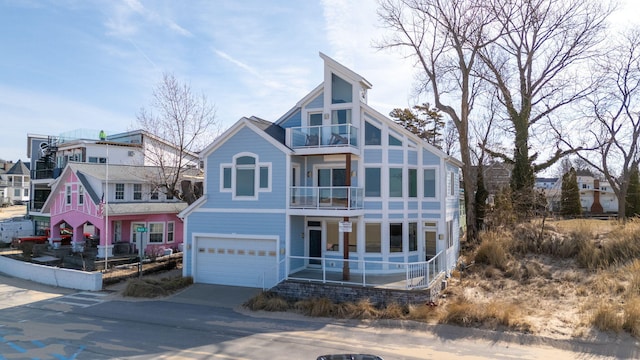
[309,228,322,265]
[425,230,437,261]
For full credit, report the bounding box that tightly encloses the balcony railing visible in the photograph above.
[287,124,358,149]
[290,186,363,210]
[287,251,445,290]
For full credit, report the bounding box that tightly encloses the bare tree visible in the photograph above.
[478,0,613,213]
[562,28,640,220]
[137,73,219,203]
[377,0,495,242]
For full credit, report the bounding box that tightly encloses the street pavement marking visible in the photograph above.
[53,291,108,308]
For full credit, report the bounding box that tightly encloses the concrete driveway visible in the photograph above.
[167,283,263,308]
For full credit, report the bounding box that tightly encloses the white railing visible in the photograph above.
[287,251,444,290]
[287,124,359,149]
[290,186,364,210]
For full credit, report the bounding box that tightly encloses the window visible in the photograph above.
[389,168,403,197]
[148,223,164,243]
[236,156,256,197]
[133,184,142,200]
[230,154,271,199]
[23,189,29,196]
[222,167,232,189]
[409,222,417,251]
[365,168,381,197]
[14,189,21,197]
[331,109,352,125]
[259,166,269,189]
[115,183,124,200]
[167,222,174,243]
[448,171,455,196]
[88,157,107,163]
[389,134,402,146]
[365,122,381,145]
[408,169,417,198]
[365,223,381,252]
[390,223,403,252]
[78,185,84,205]
[131,222,145,245]
[424,169,436,198]
[65,185,71,205]
[331,73,352,104]
[150,190,159,200]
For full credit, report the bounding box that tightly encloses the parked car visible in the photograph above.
[316,355,383,360]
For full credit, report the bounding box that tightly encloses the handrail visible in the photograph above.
[287,124,359,149]
[287,251,444,290]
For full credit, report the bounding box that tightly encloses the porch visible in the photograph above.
[287,251,446,290]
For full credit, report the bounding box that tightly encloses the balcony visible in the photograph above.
[286,124,359,155]
[290,186,363,214]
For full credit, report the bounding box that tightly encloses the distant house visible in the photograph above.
[1,160,30,205]
[27,129,199,238]
[41,163,191,258]
[541,172,618,214]
[179,53,462,289]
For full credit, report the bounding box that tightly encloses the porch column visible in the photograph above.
[342,153,351,281]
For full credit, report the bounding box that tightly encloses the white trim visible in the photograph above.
[219,163,232,192]
[147,221,165,244]
[167,221,175,243]
[193,208,286,214]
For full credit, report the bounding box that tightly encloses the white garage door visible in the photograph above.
[194,236,278,288]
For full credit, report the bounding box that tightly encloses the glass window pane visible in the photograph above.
[365,168,381,197]
[223,167,232,189]
[424,169,436,197]
[389,168,403,197]
[348,222,357,252]
[327,222,340,252]
[331,73,352,104]
[331,109,351,125]
[259,167,269,188]
[389,134,402,146]
[365,223,381,253]
[409,169,417,198]
[318,169,331,187]
[365,122,381,145]
[236,168,255,196]
[236,156,255,165]
[332,169,346,187]
[309,113,323,126]
[390,223,403,252]
[409,222,417,251]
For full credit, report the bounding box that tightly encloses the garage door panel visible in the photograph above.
[195,236,278,288]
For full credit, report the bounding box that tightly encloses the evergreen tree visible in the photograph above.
[389,103,445,148]
[560,168,582,217]
[626,166,640,217]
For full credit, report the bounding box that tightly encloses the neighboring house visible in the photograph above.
[179,52,462,289]
[542,173,618,214]
[40,163,189,258]
[3,160,30,205]
[27,129,199,238]
[471,161,512,206]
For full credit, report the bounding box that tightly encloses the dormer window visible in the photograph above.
[331,73,352,104]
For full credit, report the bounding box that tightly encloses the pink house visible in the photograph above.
[41,163,187,260]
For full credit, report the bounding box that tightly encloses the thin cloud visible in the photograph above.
[103,0,192,38]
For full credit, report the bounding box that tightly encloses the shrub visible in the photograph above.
[122,276,193,298]
[623,297,640,338]
[592,302,623,333]
[244,291,289,311]
[474,231,511,270]
[293,297,335,317]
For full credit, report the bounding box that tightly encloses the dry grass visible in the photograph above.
[122,276,193,298]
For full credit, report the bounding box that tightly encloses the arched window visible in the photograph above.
[220,153,271,199]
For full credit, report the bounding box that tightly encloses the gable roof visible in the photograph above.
[199,117,291,158]
[41,162,193,213]
[6,160,29,176]
[319,52,372,90]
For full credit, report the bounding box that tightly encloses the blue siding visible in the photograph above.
[408,150,417,165]
[364,213,382,219]
[305,92,324,109]
[289,216,305,271]
[408,201,418,210]
[205,126,287,210]
[408,254,419,262]
[364,201,382,210]
[422,201,440,211]
[423,148,440,166]
[279,109,302,129]
[389,213,405,219]
[183,211,287,277]
[407,213,418,219]
[389,201,404,210]
[388,150,403,164]
[363,149,382,163]
[422,213,440,219]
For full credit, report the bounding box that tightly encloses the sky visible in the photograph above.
[1,0,639,164]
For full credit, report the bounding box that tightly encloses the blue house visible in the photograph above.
[179,53,462,289]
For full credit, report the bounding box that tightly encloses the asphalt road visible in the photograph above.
[0,273,637,359]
